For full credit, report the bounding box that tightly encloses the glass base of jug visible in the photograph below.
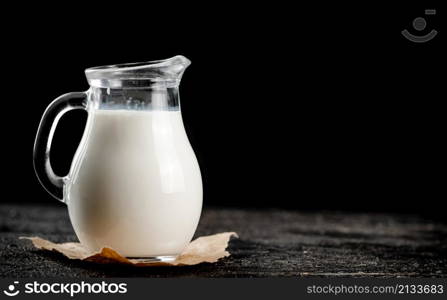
[126,255,178,263]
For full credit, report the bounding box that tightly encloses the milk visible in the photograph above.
[66,110,202,258]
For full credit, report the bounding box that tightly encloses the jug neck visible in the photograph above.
[87,85,181,111]
[84,56,190,111]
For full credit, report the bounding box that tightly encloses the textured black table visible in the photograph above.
[1,204,446,277]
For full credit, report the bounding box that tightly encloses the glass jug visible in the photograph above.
[33,56,202,261]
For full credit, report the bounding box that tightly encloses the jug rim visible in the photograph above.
[85,55,191,89]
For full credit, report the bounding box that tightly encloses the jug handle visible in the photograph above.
[33,92,88,203]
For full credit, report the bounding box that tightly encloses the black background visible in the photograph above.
[2,2,443,214]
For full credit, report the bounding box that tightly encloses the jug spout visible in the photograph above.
[158,55,191,81]
[85,55,191,89]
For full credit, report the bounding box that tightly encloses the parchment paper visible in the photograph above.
[20,232,237,267]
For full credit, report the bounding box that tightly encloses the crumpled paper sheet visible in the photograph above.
[20,232,238,267]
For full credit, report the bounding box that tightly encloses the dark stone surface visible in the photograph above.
[1,204,446,277]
